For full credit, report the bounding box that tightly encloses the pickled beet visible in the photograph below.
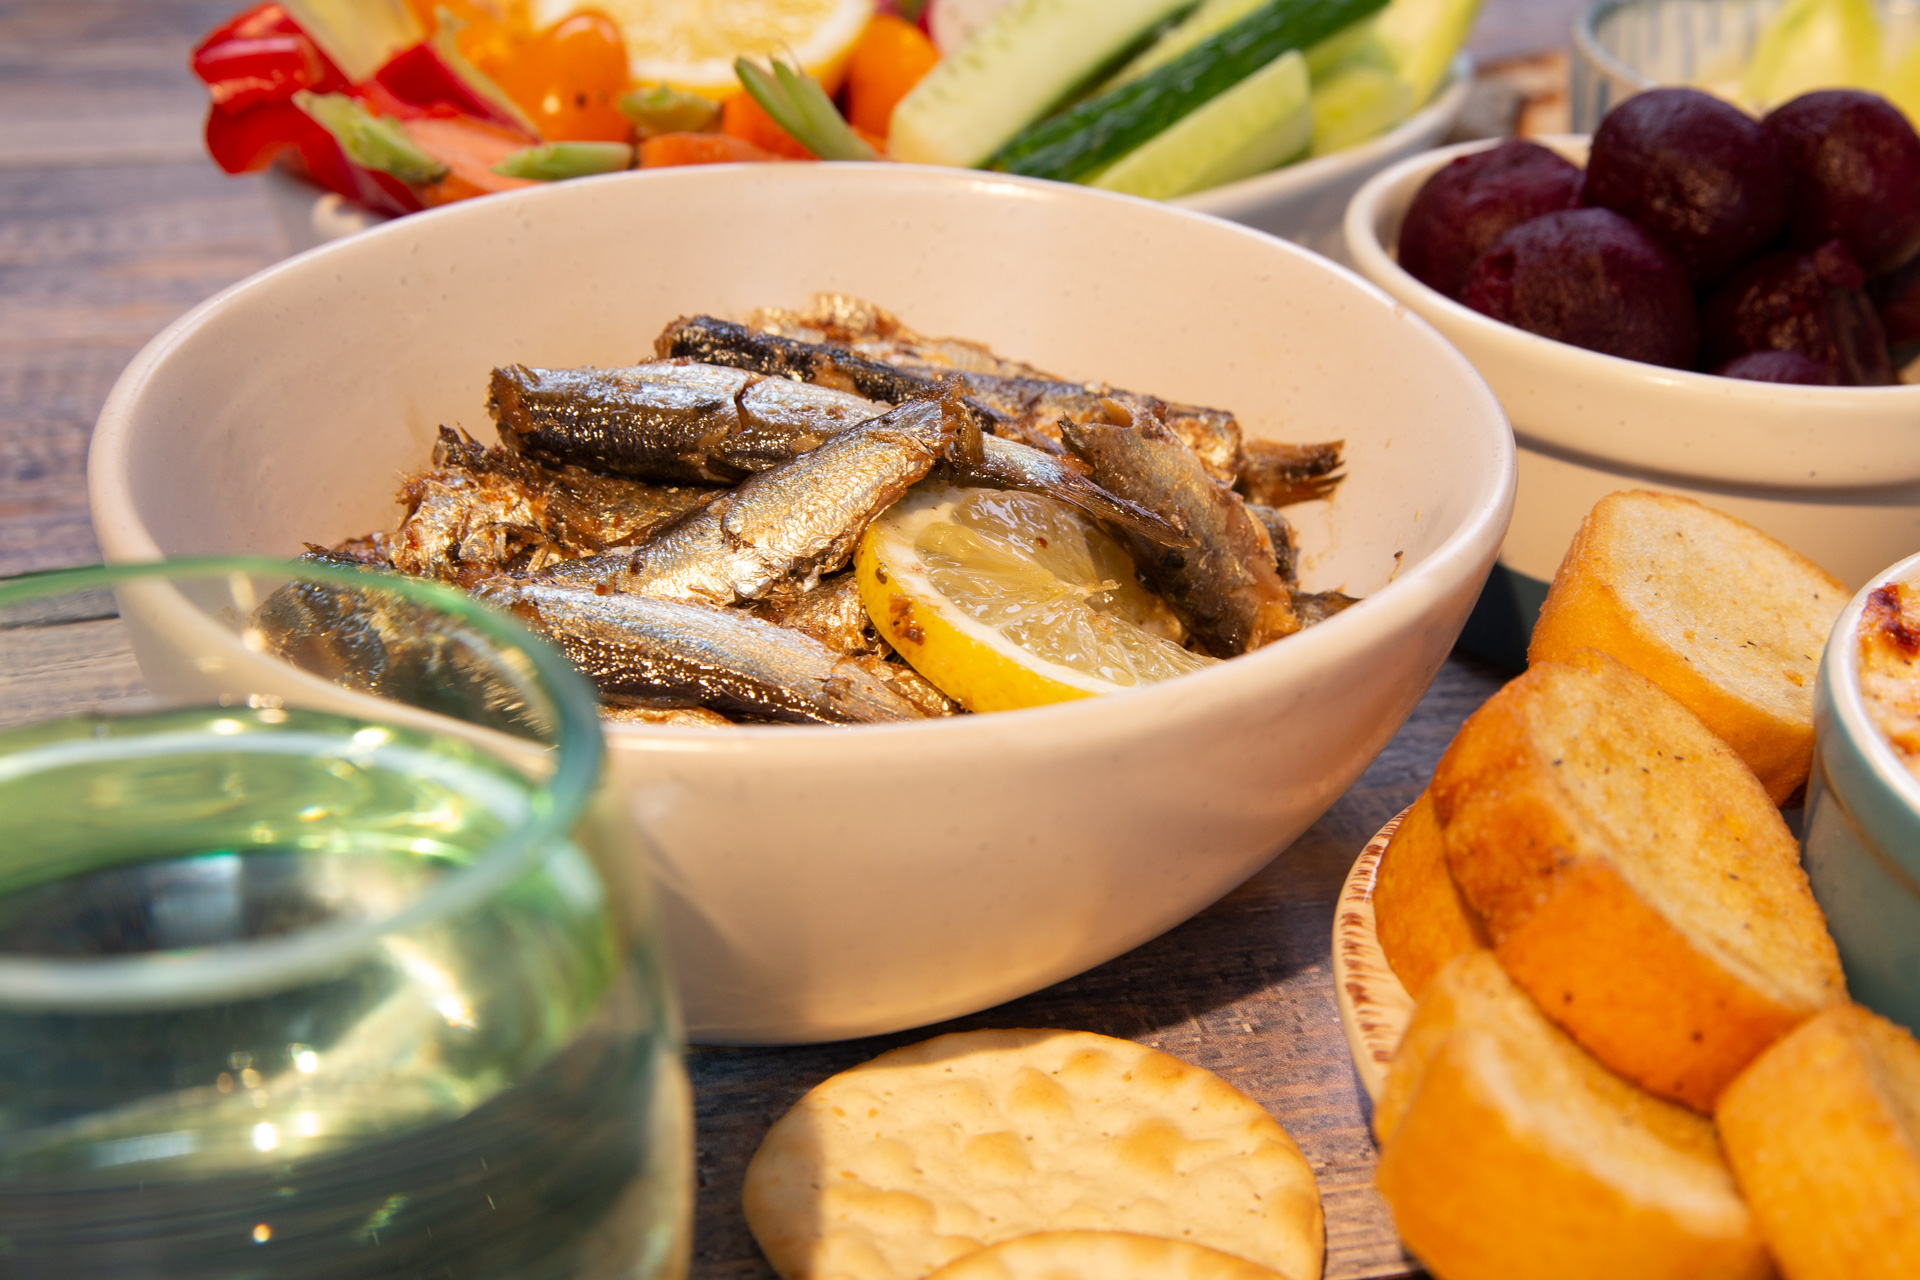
[1582,87,1789,286]
[1713,350,1837,384]
[1398,140,1584,300]
[1765,90,1920,278]
[1461,207,1698,368]
[1873,253,1920,346]
[1699,240,1895,385]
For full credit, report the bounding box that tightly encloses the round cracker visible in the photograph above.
[924,1231,1292,1280]
[742,1029,1323,1280]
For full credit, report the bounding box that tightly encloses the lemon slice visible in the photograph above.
[541,0,876,96]
[856,486,1215,713]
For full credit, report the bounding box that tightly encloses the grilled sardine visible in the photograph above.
[477,580,937,725]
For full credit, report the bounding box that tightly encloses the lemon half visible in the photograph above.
[856,486,1214,713]
[544,0,876,96]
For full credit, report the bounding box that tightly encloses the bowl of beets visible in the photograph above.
[1345,86,1920,492]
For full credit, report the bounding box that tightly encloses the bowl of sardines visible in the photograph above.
[90,163,1513,1044]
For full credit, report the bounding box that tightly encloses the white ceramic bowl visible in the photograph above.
[91,163,1513,1044]
[260,57,1472,262]
[1345,136,1920,660]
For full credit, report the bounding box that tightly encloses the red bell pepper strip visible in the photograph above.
[367,42,531,136]
[192,4,347,114]
[203,99,422,216]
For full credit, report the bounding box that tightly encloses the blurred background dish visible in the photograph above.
[0,557,689,1275]
[1573,0,1920,131]
[90,162,1514,1044]
[1807,550,1920,1036]
[1347,134,1920,666]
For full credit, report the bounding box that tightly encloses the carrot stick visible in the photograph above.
[639,132,785,167]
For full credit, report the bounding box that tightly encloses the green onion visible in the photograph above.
[293,91,449,185]
[619,85,723,139]
[733,57,881,162]
[493,141,635,181]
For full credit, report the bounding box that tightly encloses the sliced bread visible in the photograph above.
[1527,490,1846,803]
[1373,951,1772,1280]
[1432,650,1846,1110]
[1373,791,1488,999]
[1717,1003,1920,1280]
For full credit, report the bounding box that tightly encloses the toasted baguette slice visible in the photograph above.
[1373,791,1489,999]
[1432,650,1846,1110]
[1373,952,1772,1280]
[923,1231,1291,1280]
[1717,1004,1920,1280]
[1527,490,1845,803]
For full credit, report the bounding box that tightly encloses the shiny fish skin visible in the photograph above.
[476,580,934,725]
[253,556,548,737]
[1062,415,1299,657]
[656,319,1189,547]
[537,398,956,605]
[490,360,884,484]
[391,427,715,585]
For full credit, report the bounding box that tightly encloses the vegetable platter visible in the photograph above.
[191,0,1482,235]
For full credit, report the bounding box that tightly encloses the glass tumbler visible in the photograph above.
[0,558,689,1278]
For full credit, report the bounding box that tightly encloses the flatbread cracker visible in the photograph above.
[923,1230,1291,1280]
[743,1029,1323,1280]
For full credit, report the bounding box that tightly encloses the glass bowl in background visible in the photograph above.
[1573,0,1920,130]
[0,558,689,1278]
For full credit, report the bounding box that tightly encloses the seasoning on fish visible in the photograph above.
[253,554,547,737]
[538,396,960,605]
[490,360,886,485]
[750,572,884,656]
[1238,438,1345,509]
[749,294,1054,379]
[476,579,937,725]
[1062,405,1300,657]
[390,427,718,585]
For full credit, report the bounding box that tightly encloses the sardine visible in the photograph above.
[251,555,547,737]
[490,360,885,484]
[649,320,1188,547]
[664,313,1252,483]
[389,427,716,585]
[1062,410,1299,657]
[1237,438,1345,509]
[475,580,936,725]
[537,397,958,605]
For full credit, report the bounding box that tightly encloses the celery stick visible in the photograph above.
[889,0,1193,167]
[1309,61,1412,155]
[1091,49,1310,199]
[1373,0,1483,105]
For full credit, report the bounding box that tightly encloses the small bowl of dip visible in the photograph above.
[1807,549,1920,1035]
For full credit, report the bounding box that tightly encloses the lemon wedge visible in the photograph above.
[855,486,1215,713]
[540,0,876,97]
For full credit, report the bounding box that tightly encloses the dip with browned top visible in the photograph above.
[1858,578,1920,781]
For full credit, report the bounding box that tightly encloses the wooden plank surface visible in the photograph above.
[0,1,1580,1275]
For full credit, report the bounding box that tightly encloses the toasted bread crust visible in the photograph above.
[1433,652,1845,1110]
[1373,792,1488,999]
[1374,954,1771,1280]
[1528,490,1845,803]
[1717,1005,1920,1280]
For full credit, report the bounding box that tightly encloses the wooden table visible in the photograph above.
[0,2,1584,1274]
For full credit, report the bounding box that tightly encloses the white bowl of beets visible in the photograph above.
[1345,86,1920,622]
